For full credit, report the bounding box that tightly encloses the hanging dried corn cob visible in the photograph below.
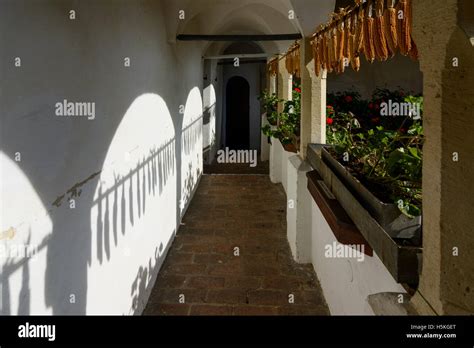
[384,0,398,57]
[294,43,301,78]
[338,55,346,74]
[285,49,291,74]
[397,0,412,55]
[344,16,351,60]
[374,0,389,61]
[319,33,327,71]
[349,12,361,72]
[336,12,345,63]
[326,31,334,73]
[408,37,418,61]
[327,30,333,71]
[312,36,321,77]
[321,31,328,71]
[363,0,376,63]
[267,57,277,76]
[350,12,358,58]
[290,47,295,75]
[355,3,365,55]
[331,26,338,69]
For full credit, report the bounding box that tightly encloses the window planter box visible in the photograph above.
[307,170,373,256]
[307,144,422,284]
[321,147,422,245]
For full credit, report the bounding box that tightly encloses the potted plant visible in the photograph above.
[260,80,301,153]
[258,91,280,126]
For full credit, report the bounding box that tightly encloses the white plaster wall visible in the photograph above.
[280,144,293,194]
[310,200,406,315]
[269,137,282,184]
[202,60,217,165]
[328,55,423,99]
[0,0,203,315]
[260,115,270,162]
[286,156,312,263]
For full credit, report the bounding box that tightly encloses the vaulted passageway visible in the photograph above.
[2,0,472,318]
[144,174,329,315]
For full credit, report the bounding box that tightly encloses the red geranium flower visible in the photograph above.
[294,88,301,93]
[326,118,334,125]
[345,95,353,103]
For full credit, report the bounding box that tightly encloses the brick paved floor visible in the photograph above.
[204,160,269,174]
[143,174,329,316]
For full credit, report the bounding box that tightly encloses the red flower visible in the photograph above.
[294,88,301,93]
[344,95,353,103]
[326,118,334,125]
[369,103,374,109]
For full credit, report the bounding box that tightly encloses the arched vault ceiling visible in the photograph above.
[162,0,336,54]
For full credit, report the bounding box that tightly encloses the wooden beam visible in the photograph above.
[203,53,270,60]
[177,34,302,42]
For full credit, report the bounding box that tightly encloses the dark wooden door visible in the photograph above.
[226,76,250,150]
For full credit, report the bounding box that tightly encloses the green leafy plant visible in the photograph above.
[259,91,281,126]
[326,106,423,217]
[260,78,301,149]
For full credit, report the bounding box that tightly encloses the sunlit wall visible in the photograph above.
[1,0,204,315]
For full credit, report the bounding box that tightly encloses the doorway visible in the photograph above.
[225,76,250,150]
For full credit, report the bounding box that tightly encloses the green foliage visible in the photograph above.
[327,108,424,218]
[260,78,301,148]
[259,90,281,126]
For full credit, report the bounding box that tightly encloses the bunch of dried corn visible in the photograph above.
[374,0,389,61]
[285,43,301,77]
[397,0,412,55]
[384,0,398,57]
[363,1,376,63]
[268,57,278,76]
